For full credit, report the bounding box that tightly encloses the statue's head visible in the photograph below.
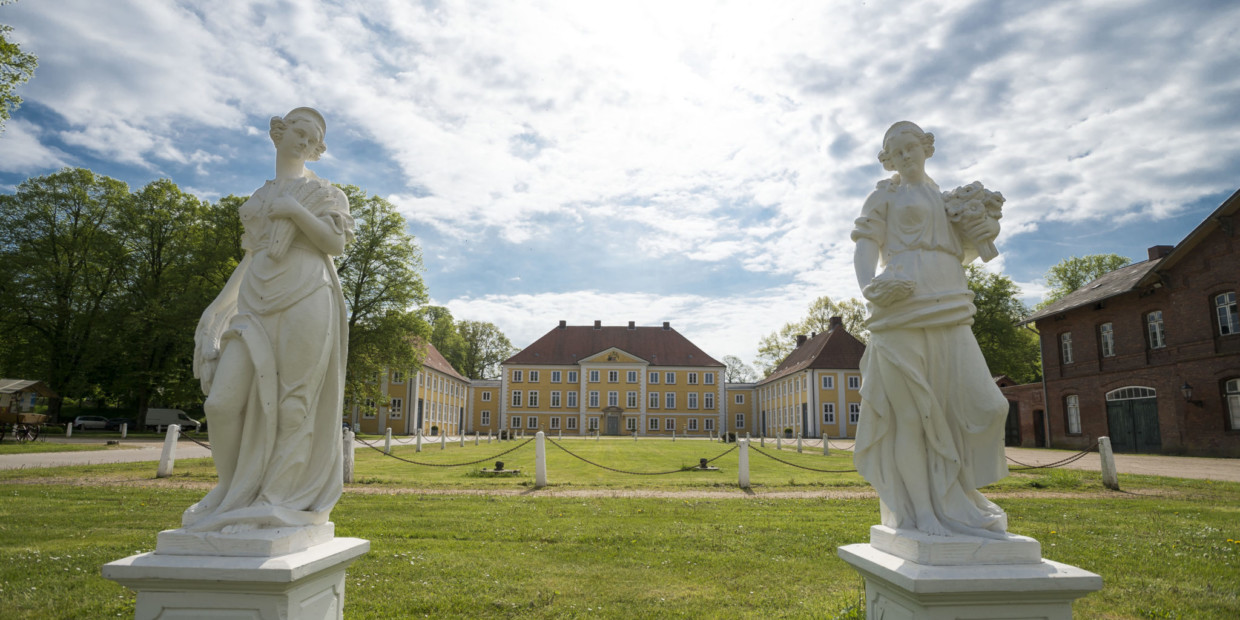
[878,121,934,171]
[269,107,327,161]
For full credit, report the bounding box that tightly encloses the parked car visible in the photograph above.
[73,415,108,430]
[105,418,136,431]
[145,408,202,432]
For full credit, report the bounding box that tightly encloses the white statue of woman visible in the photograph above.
[851,121,1010,539]
[185,107,354,534]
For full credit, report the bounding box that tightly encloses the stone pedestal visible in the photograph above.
[104,537,369,620]
[838,527,1101,619]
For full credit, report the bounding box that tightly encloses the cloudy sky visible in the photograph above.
[3,0,1238,366]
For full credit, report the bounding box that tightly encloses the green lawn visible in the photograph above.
[0,438,1237,618]
[0,441,113,455]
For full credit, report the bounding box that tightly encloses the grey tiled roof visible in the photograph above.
[1023,259,1159,325]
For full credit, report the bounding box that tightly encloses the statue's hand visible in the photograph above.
[963,215,999,242]
[268,195,304,219]
[863,271,916,307]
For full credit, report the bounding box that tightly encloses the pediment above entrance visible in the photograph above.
[579,347,647,365]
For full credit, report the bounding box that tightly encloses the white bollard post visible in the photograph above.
[738,439,750,489]
[535,431,547,488]
[559,428,563,440]
[475,433,479,446]
[760,434,765,447]
[777,434,782,450]
[595,430,600,442]
[65,423,72,438]
[342,429,355,483]
[384,428,392,454]
[672,429,676,442]
[797,433,803,454]
[120,423,128,439]
[460,432,465,448]
[633,431,638,442]
[441,431,446,450]
[156,424,180,478]
[416,428,423,452]
[1099,436,1119,491]
[823,436,830,456]
[487,431,492,444]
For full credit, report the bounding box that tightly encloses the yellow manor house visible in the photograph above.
[350,318,866,439]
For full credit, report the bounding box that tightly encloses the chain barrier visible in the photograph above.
[1006,442,1098,471]
[827,440,853,451]
[547,438,737,475]
[178,428,212,451]
[356,435,534,467]
[748,444,859,473]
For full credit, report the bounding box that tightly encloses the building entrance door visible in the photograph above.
[602,406,623,436]
[1033,410,1046,447]
[1004,400,1021,446]
[1105,387,1161,453]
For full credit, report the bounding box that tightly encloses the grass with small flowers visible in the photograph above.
[0,438,1237,618]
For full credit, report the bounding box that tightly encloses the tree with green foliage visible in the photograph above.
[755,296,868,375]
[1038,253,1131,309]
[0,2,38,133]
[0,168,132,418]
[965,265,1042,383]
[723,355,758,383]
[334,185,430,406]
[455,319,516,379]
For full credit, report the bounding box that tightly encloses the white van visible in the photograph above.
[145,408,202,432]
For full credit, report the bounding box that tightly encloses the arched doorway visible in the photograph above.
[1105,386,1161,453]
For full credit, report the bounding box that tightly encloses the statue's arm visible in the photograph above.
[852,190,887,289]
[854,238,881,290]
[269,192,349,256]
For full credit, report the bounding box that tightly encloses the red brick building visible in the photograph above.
[1024,189,1240,456]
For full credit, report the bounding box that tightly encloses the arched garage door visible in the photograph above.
[1105,387,1161,453]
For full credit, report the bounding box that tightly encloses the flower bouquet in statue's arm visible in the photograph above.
[943,181,1004,262]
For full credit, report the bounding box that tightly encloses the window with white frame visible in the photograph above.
[589,370,600,383]
[511,391,522,407]
[735,413,745,428]
[688,418,698,431]
[363,398,376,418]
[481,411,491,426]
[608,370,619,383]
[567,391,578,407]
[1216,292,1238,336]
[482,391,492,402]
[588,417,599,431]
[552,370,562,383]
[1225,379,1240,430]
[704,372,715,385]
[389,398,403,420]
[650,391,661,408]
[823,402,836,423]
[1060,332,1074,364]
[665,418,675,430]
[568,371,578,383]
[734,393,744,404]
[704,418,714,431]
[1099,322,1115,358]
[550,416,560,429]
[627,391,638,408]
[392,371,405,384]
[665,372,675,384]
[567,416,578,429]
[848,403,860,424]
[608,391,619,407]
[528,417,538,429]
[822,375,834,389]
[627,417,637,431]
[529,370,539,382]
[665,393,676,409]
[704,393,714,409]
[511,415,521,428]
[627,370,638,383]
[513,370,523,382]
[649,371,659,384]
[688,372,698,384]
[527,391,539,407]
[847,376,861,390]
[551,391,561,408]
[1065,394,1081,434]
[648,417,659,430]
[688,393,699,409]
[1146,311,1166,349]
[589,391,600,408]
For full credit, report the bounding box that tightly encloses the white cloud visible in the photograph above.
[0,120,68,172]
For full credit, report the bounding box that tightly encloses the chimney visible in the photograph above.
[1147,245,1174,261]
[628,321,635,330]
[796,335,807,347]
[558,320,566,329]
[810,332,817,339]
[662,321,670,330]
[829,316,843,331]
[593,320,602,330]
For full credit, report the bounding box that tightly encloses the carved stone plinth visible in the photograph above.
[838,534,1101,620]
[103,537,369,620]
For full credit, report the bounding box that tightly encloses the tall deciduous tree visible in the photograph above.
[723,355,758,383]
[966,265,1041,384]
[0,2,38,133]
[0,168,132,418]
[334,186,430,405]
[755,296,868,376]
[1038,253,1131,309]
[455,319,516,379]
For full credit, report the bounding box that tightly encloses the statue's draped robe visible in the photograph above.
[187,174,353,532]
[851,178,1009,536]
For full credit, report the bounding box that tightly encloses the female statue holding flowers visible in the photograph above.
[185,107,354,534]
[851,121,1010,539]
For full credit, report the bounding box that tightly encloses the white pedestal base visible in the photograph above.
[839,543,1101,620]
[104,537,369,620]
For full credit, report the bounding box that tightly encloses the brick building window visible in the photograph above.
[1226,379,1240,430]
[1060,332,1074,364]
[1216,292,1238,336]
[1099,323,1115,358]
[1146,311,1166,349]
[1065,395,1081,435]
